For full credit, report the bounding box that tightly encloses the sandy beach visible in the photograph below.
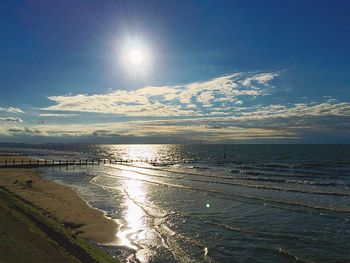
[0,154,119,262]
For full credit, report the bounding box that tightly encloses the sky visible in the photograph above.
[0,0,350,144]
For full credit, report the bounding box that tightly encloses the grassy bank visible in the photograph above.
[0,186,118,263]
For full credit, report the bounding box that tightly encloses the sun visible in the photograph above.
[118,38,152,75]
[128,49,144,65]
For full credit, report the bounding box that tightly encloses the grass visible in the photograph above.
[0,186,118,263]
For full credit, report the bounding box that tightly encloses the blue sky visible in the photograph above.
[0,0,350,143]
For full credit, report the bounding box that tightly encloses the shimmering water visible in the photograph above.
[5,144,350,262]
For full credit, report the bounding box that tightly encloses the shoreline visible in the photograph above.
[0,155,120,262]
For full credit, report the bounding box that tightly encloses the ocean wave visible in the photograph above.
[105,165,350,197]
[91,171,350,214]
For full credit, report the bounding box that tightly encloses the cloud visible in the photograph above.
[8,127,42,135]
[0,107,25,113]
[3,121,293,142]
[241,72,278,86]
[2,100,350,143]
[1,70,349,143]
[44,72,278,116]
[38,113,77,117]
[6,101,350,140]
[0,117,23,123]
[238,102,350,120]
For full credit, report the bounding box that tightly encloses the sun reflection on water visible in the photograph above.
[116,170,149,251]
[107,144,174,162]
[124,178,146,230]
[125,144,159,161]
[106,145,171,262]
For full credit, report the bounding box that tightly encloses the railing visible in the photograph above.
[0,158,157,168]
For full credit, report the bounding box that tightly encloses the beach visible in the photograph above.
[0,155,119,262]
[1,144,350,263]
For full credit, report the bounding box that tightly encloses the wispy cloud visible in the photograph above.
[0,107,25,113]
[44,72,278,116]
[0,117,23,123]
[38,113,77,117]
[241,72,279,87]
[8,127,42,135]
[3,100,350,142]
[2,121,295,142]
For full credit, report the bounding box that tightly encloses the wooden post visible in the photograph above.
[21,160,23,165]
[66,160,68,165]
[104,159,106,164]
[13,159,15,165]
[59,160,62,165]
[45,159,47,165]
[37,160,39,165]
[86,160,88,165]
[5,160,7,166]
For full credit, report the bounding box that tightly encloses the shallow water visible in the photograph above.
[5,144,350,262]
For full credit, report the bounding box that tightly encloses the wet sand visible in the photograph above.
[0,155,119,245]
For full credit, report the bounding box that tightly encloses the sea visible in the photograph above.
[1,144,350,263]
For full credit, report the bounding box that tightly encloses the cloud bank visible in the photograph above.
[1,71,350,143]
[44,72,278,117]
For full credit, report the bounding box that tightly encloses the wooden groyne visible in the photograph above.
[0,159,153,169]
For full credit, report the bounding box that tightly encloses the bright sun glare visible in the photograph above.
[119,39,151,74]
[129,49,144,65]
